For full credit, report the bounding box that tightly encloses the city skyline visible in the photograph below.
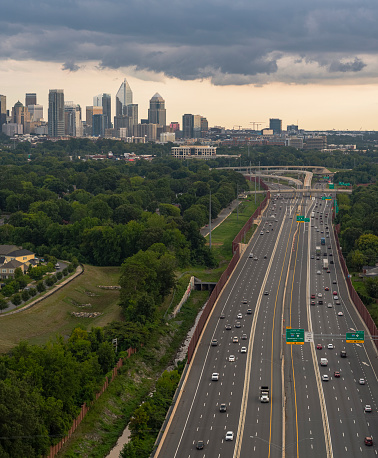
[1,0,378,130]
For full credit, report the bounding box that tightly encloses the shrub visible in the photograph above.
[56,272,63,280]
[29,288,37,297]
[21,290,30,302]
[11,294,22,306]
[36,281,46,293]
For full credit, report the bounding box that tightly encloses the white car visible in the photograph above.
[211,373,219,381]
[249,253,253,258]
[232,336,239,343]
[364,405,372,413]
[237,313,243,319]
[327,343,334,349]
[337,311,344,316]
[317,270,321,275]
[240,346,247,353]
[359,378,366,385]
[229,355,235,362]
[333,296,339,300]
[322,374,329,381]
[225,431,234,441]
[327,303,332,308]
[318,293,323,298]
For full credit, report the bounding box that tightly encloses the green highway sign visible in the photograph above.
[329,184,334,189]
[346,331,364,343]
[304,217,310,222]
[296,215,305,222]
[286,328,304,344]
[325,197,332,200]
[321,196,326,200]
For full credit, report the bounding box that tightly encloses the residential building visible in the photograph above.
[93,93,112,129]
[148,93,166,126]
[48,89,65,137]
[171,145,217,159]
[269,118,282,134]
[0,245,37,279]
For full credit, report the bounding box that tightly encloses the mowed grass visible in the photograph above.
[0,265,123,353]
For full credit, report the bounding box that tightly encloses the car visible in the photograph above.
[237,313,243,319]
[225,431,234,441]
[338,311,344,316]
[316,256,320,260]
[254,257,258,261]
[242,299,248,304]
[323,252,327,256]
[235,322,241,328]
[364,405,372,413]
[264,291,269,295]
[317,293,322,298]
[318,300,323,304]
[333,295,339,300]
[249,253,253,258]
[219,403,227,412]
[334,371,341,378]
[327,269,331,273]
[332,280,337,284]
[196,440,204,450]
[211,373,219,381]
[311,255,314,259]
[364,436,373,446]
[311,300,316,305]
[327,343,334,349]
[322,374,329,381]
[260,232,264,235]
[333,291,338,295]
[327,303,332,308]
[241,333,247,340]
[328,245,331,249]
[311,294,316,299]
[317,270,321,275]
[335,300,340,305]
[229,355,235,362]
[264,254,268,259]
[220,313,225,319]
[225,324,232,330]
[232,336,239,343]
[330,260,334,264]
[329,253,332,256]
[317,343,323,350]
[241,346,247,353]
[211,339,218,346]
[266,230,269,233]
[359,378,366,385]
[340,350,347,357]
[326,234,329,237]
[325,287,329,291]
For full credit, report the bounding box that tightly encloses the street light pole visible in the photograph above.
[209,190,212,250]
[236,183,239,221]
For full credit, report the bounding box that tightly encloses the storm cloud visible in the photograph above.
[1,0,377,85]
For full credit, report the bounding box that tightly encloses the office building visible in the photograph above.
[201,117,208,137]
[172,145,217,159]
[11,101,31,134]
[182,114,203,138]
[65,102,82,137]
[116,78,133,117]
[160,132,175,142]
[287,124,298,133]
[126,104,138,133]
[134,123,158,141]
[0,95,6,127]
[86,106,103,134]
[92,114,106,137]
[170,122,180,132]
[148,93,166,126]
[2,123,23,136]
[28,104,43,122]
[303,136,327,151]
[25,93,37,107]
[94,93,112,129]
[287,137,303,149]
[269,118,282,134]
[48,89,65,137]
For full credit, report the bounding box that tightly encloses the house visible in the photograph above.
[0,245,36,279]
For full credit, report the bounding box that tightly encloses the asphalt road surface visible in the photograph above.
[156,192,378,458]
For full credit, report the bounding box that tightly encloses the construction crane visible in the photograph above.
[233,125,243,131]
[250,121,264,130]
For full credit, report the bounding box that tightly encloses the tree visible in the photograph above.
[365,277,378,299]
[97,342,116,374]
[36,281,46,292]
[0,296,8,313]
[21,290,30,302]
[11,293,22,306]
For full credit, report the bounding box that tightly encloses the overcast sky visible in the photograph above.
[1,0,378,130]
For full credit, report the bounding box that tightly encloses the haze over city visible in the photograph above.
[1,0,378,130]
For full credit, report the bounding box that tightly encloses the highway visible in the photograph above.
[156,192,378,457]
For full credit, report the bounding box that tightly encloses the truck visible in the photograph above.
[316,246,321,255]
[259,386,270,403]
[323,259,329,269]
[321,237,326,245]
[311,211,315,218]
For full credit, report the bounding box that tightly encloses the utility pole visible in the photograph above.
[209,190,212,250]
[254,165,257,204]
[236,183,239,221]
[259,161,261,192]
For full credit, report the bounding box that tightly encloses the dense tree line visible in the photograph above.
[0,327,117,457]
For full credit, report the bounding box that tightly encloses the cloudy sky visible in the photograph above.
[1,0,378,130]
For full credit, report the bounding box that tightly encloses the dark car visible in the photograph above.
[334,371,341,378]
[318,300,323,305]
[364,437,373,446]
[340,350,347,358]
[219,403,227,412]
[211,339,218,346]
[220,313,225,319]
[225,324,231,330]
[196,440,204,450]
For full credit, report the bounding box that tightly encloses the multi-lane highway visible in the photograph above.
[156,192,378,457]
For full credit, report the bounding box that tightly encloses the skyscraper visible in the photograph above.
[116,78,133,116]
[0,95,6,128]
[269,118,282,134]
[148,93,166,126]
[25,93,37,107]
[48,89,65,137]
[182,114,203,138]
[65,102,82,137]
[94,93,112,129]
[12,101,31,134]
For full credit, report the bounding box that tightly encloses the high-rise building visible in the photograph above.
[94,93,112,129]
[11,101,31,133]
[126,104,138,132]
[170,122,180,132]
[193,115,202,138]
[200,117,208,137]
[25,93,37,107]
[92,114,106,137]
[28,104,43,122]
[134,123,158,141]
[0,95,6,128]
[269,118,282,134]
[148,93,166,126]
[182,114,203,138]
[287,124,298,133]
[48,89,65,137]
[86,106,103,135]
[65,102,82,137]
[116,78,133,117]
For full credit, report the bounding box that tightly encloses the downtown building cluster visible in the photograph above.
[0,79,209,143]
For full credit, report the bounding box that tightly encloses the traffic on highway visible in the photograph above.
[156,190,378,458]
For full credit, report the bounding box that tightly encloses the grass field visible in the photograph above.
[0,265,122,353]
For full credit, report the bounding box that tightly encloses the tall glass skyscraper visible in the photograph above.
[116,78,133,116]
[48,89,65,137]
[94,93,112,129]
[148,93,166,126]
